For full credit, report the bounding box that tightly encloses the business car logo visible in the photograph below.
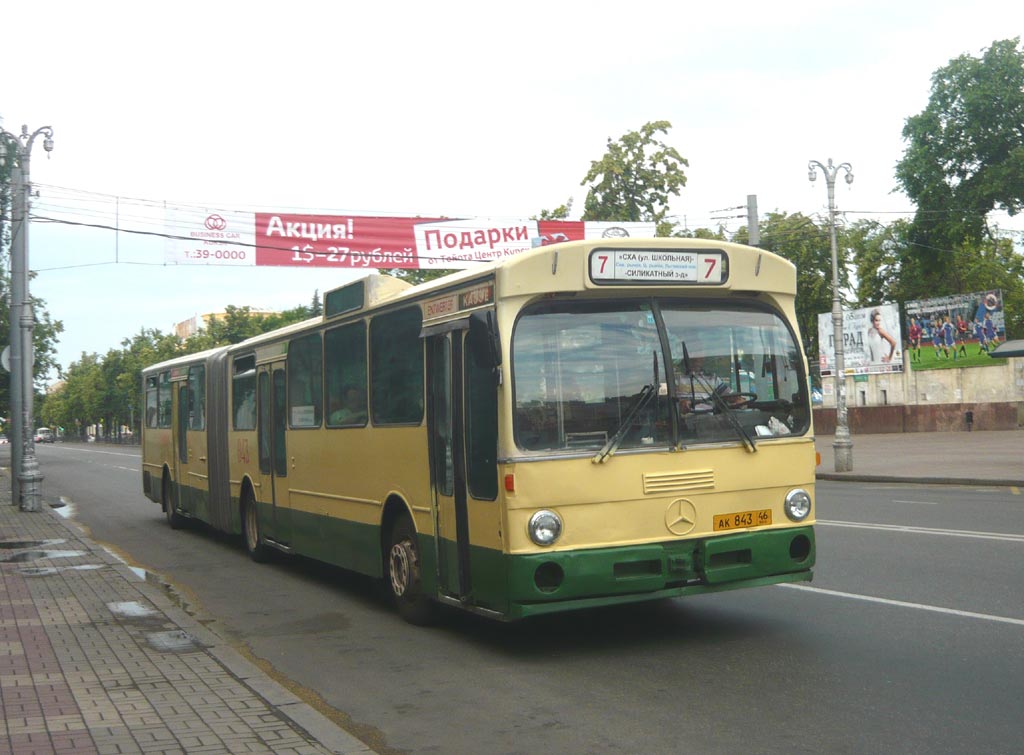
[205,214,228,231]
[665,498,697,535]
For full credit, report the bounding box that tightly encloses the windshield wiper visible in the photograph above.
[680,341,757,453]
[594,351,659,464]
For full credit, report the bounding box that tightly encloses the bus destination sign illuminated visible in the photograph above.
[589,249,726,284]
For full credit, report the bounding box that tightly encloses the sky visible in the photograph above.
[3,0,1023,382]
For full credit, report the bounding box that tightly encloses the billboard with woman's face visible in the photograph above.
[817,303,903,376]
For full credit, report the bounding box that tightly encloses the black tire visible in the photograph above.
[163,476,184,530]
[386,515,434,625]
[242,490,272,563]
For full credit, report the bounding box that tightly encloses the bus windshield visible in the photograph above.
[512,299,810,452]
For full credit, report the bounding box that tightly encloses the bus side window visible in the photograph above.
[158,371,173,427]
[370,307,424,425]
[288,332,323,427]
[232,356,257,430]
[188,365,206,430]
[325,322,368,427]
[145,376,159,428]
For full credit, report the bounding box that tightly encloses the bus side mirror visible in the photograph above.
[469,310,502,370]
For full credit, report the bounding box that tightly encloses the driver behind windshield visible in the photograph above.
[676,336,748,414]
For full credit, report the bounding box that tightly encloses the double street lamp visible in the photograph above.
[1,123,53,511]
[808,158,854,472]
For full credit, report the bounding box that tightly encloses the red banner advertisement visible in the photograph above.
[254,214,443,269]
[165,207,656,269]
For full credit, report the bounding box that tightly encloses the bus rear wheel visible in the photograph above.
[163,476,184,530]
[242,491,271,563]
[387,515,434,625]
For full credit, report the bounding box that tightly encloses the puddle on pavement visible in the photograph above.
[0,539,65,550]
[106,601,206,654]
[146,629,203,653]
[20,564,106,576]
[0,549,87,563]
[108,600,159,619]
[101,546,149,582]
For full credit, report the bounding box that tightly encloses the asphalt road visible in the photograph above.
[16,442,1024,754]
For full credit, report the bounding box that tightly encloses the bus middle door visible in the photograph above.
[174,364,209,519]
[427,331,471,600]
[256,363,291,544]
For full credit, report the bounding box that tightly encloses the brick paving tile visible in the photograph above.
[1,500,366,755]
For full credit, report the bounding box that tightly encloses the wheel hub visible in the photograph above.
[389,540,417,597]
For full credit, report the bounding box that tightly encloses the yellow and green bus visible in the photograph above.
[141,238,816,623]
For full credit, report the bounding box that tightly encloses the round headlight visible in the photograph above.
[784,489,812,522]
[528,510,562,546]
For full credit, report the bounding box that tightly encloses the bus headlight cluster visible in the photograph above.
[784,489,812,522]
[528,510,562,546]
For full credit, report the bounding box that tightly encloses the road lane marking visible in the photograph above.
[817,519,1024,543]
[779,583,1024,627]
[45,445,139,458]
[891,499,938,505]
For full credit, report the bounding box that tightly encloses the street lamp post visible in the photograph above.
[808,158,854,472]
[1,123,53,511]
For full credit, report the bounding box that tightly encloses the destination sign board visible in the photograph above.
[588,249,726,284]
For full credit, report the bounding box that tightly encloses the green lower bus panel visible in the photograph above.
[498,526,815,619]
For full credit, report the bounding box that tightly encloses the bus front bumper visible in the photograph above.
[503,526,815,620]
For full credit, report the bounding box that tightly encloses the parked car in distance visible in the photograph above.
[34,428,54,443]
[0,434,7,444]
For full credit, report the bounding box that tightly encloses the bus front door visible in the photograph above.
[256,364,291,544]
[428,333,471,599]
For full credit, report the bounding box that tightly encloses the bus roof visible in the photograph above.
[142,238,795,374]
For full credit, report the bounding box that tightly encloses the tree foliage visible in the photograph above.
[581,120,688,225]
[41,297,319,439]
[895,37,1024,258]
[754,213,842,358]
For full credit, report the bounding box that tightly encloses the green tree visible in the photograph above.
[895,38,1024,261]
[580,120,688,226]
[847,219,914,308]
[383,268,456,286]
[755,212,841,359]
[536,198,573,220]
[42,353,104,439]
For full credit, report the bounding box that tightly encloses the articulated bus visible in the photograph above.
[141,238,816,623]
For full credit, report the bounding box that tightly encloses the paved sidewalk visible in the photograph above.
[0,481,372,755]
[815,429,1024,487]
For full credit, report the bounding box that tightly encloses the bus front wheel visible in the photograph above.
[387,516,434,625]
[242,491,271,563]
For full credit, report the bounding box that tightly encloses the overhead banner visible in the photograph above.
[163,207,655,269]
[817,302,904,376]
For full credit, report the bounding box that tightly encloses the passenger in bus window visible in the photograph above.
[330,386,367,425]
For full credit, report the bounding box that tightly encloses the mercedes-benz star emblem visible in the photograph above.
[665,498,697,536]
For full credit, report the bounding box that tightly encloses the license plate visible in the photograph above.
[713,508,772,531]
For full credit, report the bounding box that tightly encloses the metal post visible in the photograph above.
[746,194,759,247]
[1,124,53,510]
[808,158,854,472]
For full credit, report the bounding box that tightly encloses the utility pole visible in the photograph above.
[1,123,53,511]
[808,158,854,472]
[746,194,759,246]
